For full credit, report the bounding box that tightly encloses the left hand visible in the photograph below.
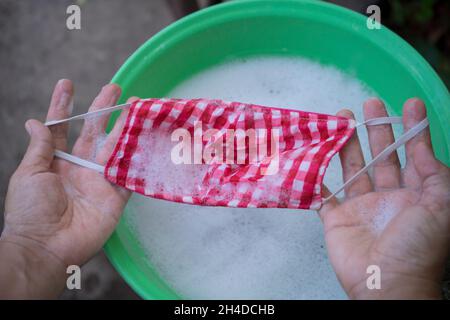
[1,79,136,297]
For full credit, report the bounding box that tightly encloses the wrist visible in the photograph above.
[0,234,67,299]
[349,274,442,300]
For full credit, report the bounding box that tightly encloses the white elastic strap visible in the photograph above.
[47,103,132,172]
[355,116,402,128]
[47,107,402,127]
[324,117,429,202]
[45,102,131,126]
[54,149,105,173]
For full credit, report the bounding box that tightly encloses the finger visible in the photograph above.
[97,96,139,165]
[45,79,74,151]
[72,84,121,158]
[413,141,442,182]
[337,109,373,197]
[363,98,401,190]
[18,120,54,174]
[318,185,339,221]
[402,98,431,188]
[82,83,121,136]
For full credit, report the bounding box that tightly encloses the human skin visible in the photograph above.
[320,98,450,299]
[0,79,136,298]
[0,79,449,299]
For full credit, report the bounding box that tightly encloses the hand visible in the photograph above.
[320,98,450,299]
[1,79,136,298]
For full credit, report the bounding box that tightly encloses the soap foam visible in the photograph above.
[370,195,404,234]
[125,56,379,299]
[90,132,107,161]
[130,128,208,196]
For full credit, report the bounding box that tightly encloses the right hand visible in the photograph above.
[319,98,450,299]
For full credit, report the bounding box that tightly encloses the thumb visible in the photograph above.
[413,141,442,182]
[19,119,55,173]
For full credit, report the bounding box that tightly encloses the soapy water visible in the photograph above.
[122,56,405,299]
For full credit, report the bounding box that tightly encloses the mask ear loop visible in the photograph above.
[53,149,105,173]
[323,117,429,203]
[355,116,402,128]
[45,102,131,126]
[45,102,133,173]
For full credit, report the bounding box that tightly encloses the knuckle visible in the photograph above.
[49,125,67,138]
[345,159,364,171]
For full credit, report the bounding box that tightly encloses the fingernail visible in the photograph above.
[106,83,121,94]
[56,79,73,111]
[367,97,384,107]
[337,109,355,119]
[405,98,425,119]
[25,120,32,135]
[57,79,71,91]
[102,83,114,92]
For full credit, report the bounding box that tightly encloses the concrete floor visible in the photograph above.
[0,0,174,299]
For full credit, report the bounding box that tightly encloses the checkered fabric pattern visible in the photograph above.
[105,98,355,210]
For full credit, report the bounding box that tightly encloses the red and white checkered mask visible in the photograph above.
[48,98,428,210]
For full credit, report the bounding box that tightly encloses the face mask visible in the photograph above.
[47,98,428,210]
